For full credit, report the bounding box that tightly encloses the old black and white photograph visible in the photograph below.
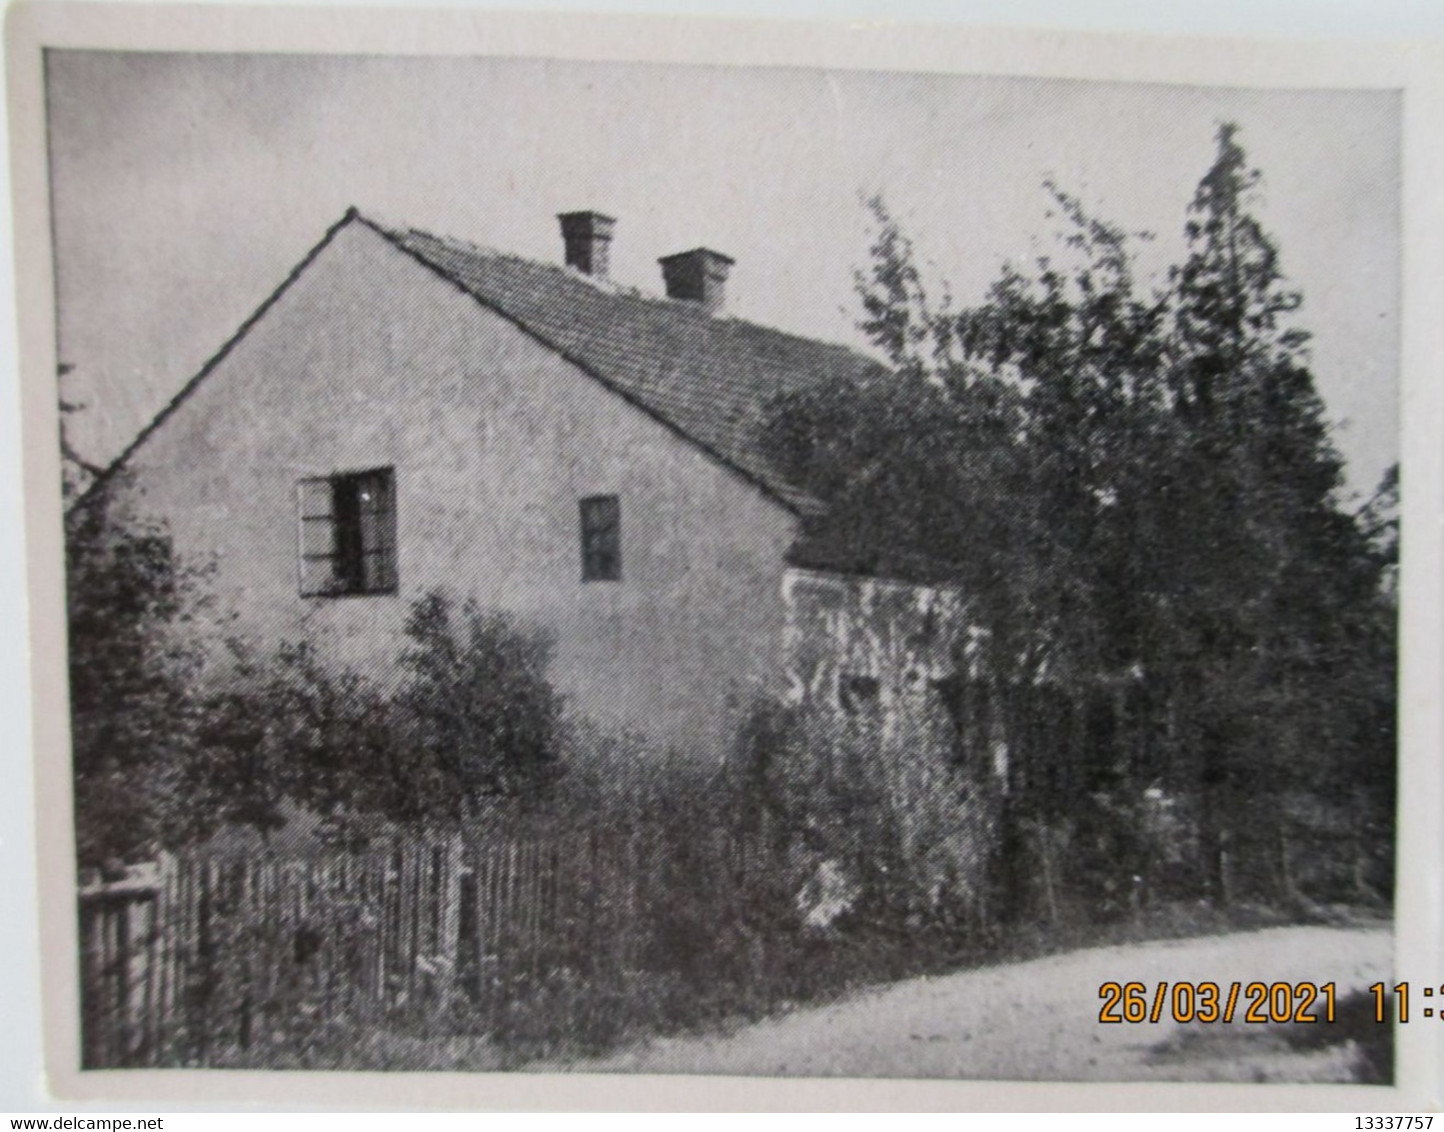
[10,5,1438,1105]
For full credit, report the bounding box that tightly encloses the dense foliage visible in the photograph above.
[64,477,217,867]
[64,485,567,861]
[766,124,1397,910]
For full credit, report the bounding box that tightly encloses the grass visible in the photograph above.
[206,905,1392,1078]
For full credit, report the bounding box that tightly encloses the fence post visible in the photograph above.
[440,832,462,1012]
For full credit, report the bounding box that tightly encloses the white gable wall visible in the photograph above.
[127,218,798,760]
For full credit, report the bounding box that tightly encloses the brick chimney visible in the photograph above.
[658,248,734,314]
[557,211,616,279]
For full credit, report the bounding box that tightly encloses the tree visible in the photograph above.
[201,593,570,835]
[66,498,569,854]
[771,188,1170,808]
[64,477,215,866]
[63,378,312,860]
[1358,463,1399,599]
[62,381,298,863]
[387,592,566,823]
[1146,123,1393,902]
[765,123,1396,913]
[249,641,396,838]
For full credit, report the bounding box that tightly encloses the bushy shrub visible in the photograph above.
[391,592,565,819]
[735,695,998,938]
[209,640,397,844]
[162,590,569,852]
[65,478,216,867]
[297,592,566,829]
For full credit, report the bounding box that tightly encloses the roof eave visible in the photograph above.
[359,212,812,518]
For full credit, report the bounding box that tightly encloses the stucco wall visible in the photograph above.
[127,219,798,760]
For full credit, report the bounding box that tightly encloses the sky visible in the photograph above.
[45,51,1400,495]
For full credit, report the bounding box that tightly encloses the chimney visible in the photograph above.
[557,210,616,279]
[658,248,734,314]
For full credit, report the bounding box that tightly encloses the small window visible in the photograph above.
[298,468,397,597]
[579,495,621,582]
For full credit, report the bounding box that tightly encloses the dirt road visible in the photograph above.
[555,925,1391,1081]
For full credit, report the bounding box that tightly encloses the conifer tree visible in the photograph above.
[1149,123,1390,902]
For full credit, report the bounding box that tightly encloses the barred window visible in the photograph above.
[579,495,621,582]
[298,468,398,597]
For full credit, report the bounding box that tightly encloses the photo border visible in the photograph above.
[7,1,1441,1110]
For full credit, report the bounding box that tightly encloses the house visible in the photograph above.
[88,206,961,760]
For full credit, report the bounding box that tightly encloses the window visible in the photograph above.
[579,495,621,582]
[298,468,397,596]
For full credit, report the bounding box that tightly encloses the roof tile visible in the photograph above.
[367,217,886,512]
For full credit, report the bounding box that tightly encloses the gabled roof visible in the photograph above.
[358,214,886,513]
[77,208,887,516]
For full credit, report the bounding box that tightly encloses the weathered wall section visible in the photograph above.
[128,219,798,760]
[780,567,1004,917]
[782,567,969,709]
[781,567,1007,781]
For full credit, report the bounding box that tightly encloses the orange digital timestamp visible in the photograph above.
[1097,980,1338,1024]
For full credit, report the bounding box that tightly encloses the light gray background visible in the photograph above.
[4,0,1441,1114]
[49,56,1398,492]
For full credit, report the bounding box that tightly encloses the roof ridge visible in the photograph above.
[364,209,881,365]
[357,213,822,515]
[73,206,870,519]
[379,217,664,304]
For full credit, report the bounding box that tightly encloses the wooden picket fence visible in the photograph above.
[78,823,775,1068]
